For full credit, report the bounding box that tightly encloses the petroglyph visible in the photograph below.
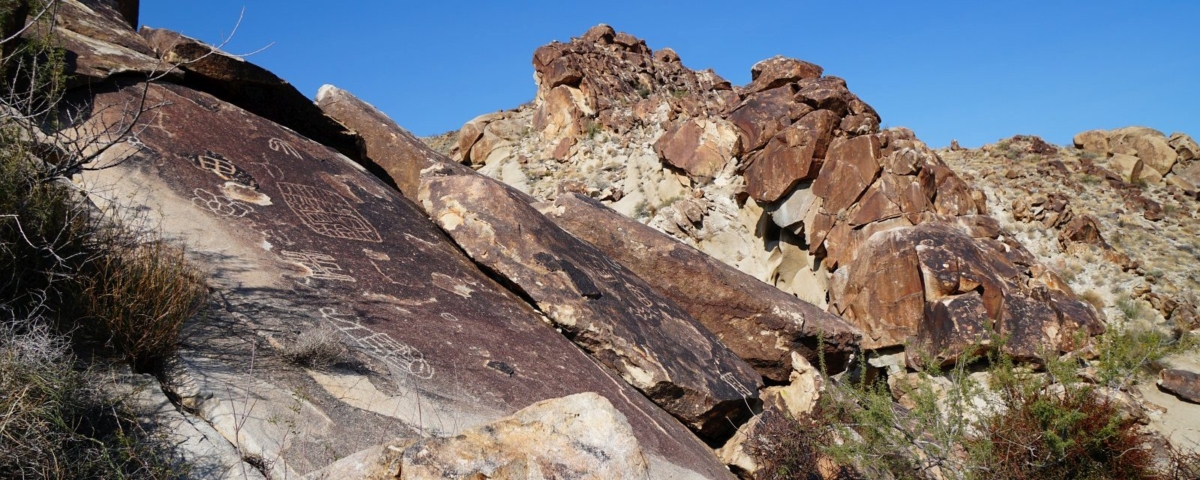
[280,250,356,282]
[192,188,254,217]
[320,307,434,379]
[268,137,303,159]
[191,150,258,188]
[720,372,754,398]
[440,312,460,322]
[278,182,382,242]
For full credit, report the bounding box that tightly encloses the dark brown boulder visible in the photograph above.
[653,118,738,179]
[746,55,823,94]
[419,171,762,440]
[1057,215,1110,250]
[811,134,883,213]
[139,27,364,161]
[726,86,806,152]
[1159,369,1200,403]
[795,76,851,117]
[78,80,734,479]
[547,192,861,383]
[834,223,1103,361]
[744,109,839,202]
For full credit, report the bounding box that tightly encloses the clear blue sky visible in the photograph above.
[142,2,1199,148]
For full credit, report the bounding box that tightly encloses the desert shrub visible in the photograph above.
[970,375,1153,480]
[746,408,860,480]
[281,325,347,369]
[76,237,208,370]
[0,321,185,478]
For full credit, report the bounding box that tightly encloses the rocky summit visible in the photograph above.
[7,3,1200,479]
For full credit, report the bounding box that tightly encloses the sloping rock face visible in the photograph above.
[419,168,762,439]
[138,27,366,162]
[444,25,1101,369]
[546,191,859,382]
[73,77,733,478]
[319,86,762,442]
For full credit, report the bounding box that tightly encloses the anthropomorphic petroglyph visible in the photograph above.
[278,182,382,242]
[320,307,434,379]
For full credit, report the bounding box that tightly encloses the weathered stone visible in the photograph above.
[548,192,860,383]
[1109,153,1144,182]
[746,55,823,93]
[812,134,883,213]
[140,27,364,160]
[835,224,1100,358]
[396,393,649,479]
[654,117,739,179]
[315,85,473,204]
[744,109,839,202]
[727,86,804,152]
[532,84,585,139]
[28,1,177,87]
[1169,132,1199,162]
[421,170,762,439]
[1158,369,1200,404]
[768,182,820,229]
[1110,126,1178,175]
[453,111,504,163]
[848,182,903,227]
[1074,129,1110,155]
[1058,214,1109,250]
[795,76,851,117]
[77,81,734,478]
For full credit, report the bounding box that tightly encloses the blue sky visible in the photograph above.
[142,2,1199,148]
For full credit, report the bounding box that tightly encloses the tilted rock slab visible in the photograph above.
[139,27,365,161]
[1159,369,1200,404]
[546,191,860,383]
[419,168,762,440]
[76,81,733,479]
[320,85,763,440]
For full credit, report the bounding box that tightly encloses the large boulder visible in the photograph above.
[833,223,1104,364]
[744,109,839,202]
[653,117,740,179]
[1109,126,1178,176]
[746,55,823,94]
[75,80,735,479]
[420,169,762,440]
[1159,369,1200,404]
[394,393,650,479]
[1073,129,1110,155]
[547,192,860,382]
[1169,132,1199,162]
[139,27,365,161]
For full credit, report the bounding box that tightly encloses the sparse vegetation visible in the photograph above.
[0,3,206,475]
[281,325,347,369]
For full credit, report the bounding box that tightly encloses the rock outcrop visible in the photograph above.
[445,25,1102,370]
[546,191,859,382]
[66,21,734,475]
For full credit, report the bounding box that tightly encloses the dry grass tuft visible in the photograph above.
[281,325,347,369]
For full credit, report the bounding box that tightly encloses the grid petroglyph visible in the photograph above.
[192,188,253,217]
[278,182,382,242]
[320,307,434,379]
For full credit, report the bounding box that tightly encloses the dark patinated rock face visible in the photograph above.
[138,27,365,161]
[547,192,861,383]
[420,168,762,440]
[77,81,735,479]
[1159,369,1200,404]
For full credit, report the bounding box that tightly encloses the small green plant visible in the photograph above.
[671,88,689,98]
[635,86,651,98]
[584,120,602,139]
[631,199,651,220]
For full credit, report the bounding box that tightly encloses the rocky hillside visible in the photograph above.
[6,2,1200,479]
